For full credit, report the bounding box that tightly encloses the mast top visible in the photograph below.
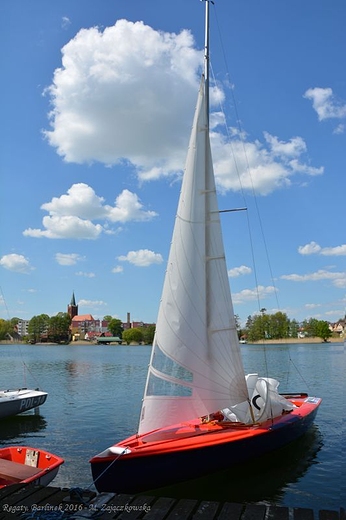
[202,0,212,124]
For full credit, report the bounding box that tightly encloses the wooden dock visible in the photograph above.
[0,483,343,520]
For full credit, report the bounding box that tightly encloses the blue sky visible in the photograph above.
[0,0,345,327]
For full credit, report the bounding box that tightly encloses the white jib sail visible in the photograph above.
[138,77,249,435]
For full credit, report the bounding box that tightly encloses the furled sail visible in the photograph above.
[138,76,249,435]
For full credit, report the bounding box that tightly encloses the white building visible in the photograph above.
[17,319,29,337]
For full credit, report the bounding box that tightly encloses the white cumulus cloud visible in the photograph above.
[298,241,346,256]
[55,253,85,265]
[298,241,322,255]
[42,19,323,196]
[232,285,277,305]
[281,269,346,288]
[23,183,157,239]
[78,299,107,308]
[228,265,252,278]
[75,271,96,278]
[44,20,203,176]
[304,87,346,122]
[213,130,323,195]
[112,266,124,274]
[118,249,163,267]
[0,254,33,274]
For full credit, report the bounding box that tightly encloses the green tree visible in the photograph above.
[245,315,254,332]
[48,313,71,343]
[268,312,290,339]
[315,320,332,342]
[0,319,13,340]
[259,309,271,339]
[245,311,290,341]
[248,311,271,341]
[122,328,143,345]
[234,314,244,340]
[289,319,300,338]
[107,318,123,338]
[103,315,113,323]
[141,325,155,345]
[28,314,50,343]
[302,318,319,337]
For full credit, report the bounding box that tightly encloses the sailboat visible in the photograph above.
[0,288,48,420]
[90,1,321,494]
[0,388,47,420]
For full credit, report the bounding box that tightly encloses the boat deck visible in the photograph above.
[0,484,343,520]
[0,458,42,486]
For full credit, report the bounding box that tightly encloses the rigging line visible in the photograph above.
[211,5,308,390]
[209,8,285,386]
[208,99,263,324]
[283,354,313,391]
[88,447,130,490]
[0,286,11,320]
[211,9,282,316]
[211,9,304,370]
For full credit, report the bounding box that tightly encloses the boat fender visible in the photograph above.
[108,446,131,455]
[96,446,131,457]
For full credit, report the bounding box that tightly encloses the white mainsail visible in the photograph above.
[138,74,249,435]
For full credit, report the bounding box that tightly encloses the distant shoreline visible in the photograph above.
[0,336,343,346]
[249,336,343,345]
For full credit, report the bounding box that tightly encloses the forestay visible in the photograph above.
[138,77,249,435]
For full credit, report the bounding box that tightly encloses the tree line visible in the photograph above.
[0,313,156,345]
[0,313,73,344]
[0,310,340,344]
[104,315,155,344]
[237,309,334,343]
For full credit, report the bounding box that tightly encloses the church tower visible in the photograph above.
[68,292,78,319]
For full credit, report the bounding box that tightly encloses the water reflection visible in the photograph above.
[145,426,323,504]
[0,414,47,443]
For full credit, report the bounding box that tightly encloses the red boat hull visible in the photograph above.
[0,446,64,488]
[90,395,321,493]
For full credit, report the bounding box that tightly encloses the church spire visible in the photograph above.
[68,291,78,319]
[70,292,76,306]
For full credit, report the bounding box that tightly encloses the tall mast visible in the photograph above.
[204,0,210,127]
[204,0,212,359]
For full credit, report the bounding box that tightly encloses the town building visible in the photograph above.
[17,319,29,337]
[67,293,154,341]
[329,318,345,337]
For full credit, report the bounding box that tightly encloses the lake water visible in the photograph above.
[0,342,344,512]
